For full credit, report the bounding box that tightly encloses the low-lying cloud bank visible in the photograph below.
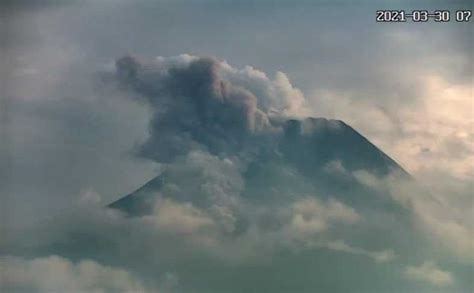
[0,255,150,293]
[404,261,454,287]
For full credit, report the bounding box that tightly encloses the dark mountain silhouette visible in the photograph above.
[109,117,409,216]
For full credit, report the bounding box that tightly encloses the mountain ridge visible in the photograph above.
[109,117,409,215]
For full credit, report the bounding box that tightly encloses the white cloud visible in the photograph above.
[220,61,308,118]
[412,198,474,262]
[0,255,149,293]
[309,72,473,181]
[353,169,474,262]
[326,240,395,263]
[287,197,360,241]
[404,261,453,286]
[311,74,473,262]
[390,75,474,180]
[148,197,216,235]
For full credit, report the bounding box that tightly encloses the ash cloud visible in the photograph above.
[114,54,303,163]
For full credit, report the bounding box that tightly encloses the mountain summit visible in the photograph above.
[109,117,408,216]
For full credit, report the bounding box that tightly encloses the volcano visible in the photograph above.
[109,117,409,216]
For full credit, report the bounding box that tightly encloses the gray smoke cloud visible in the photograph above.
[114,54,305,163]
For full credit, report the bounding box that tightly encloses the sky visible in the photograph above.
[1,0,473,292]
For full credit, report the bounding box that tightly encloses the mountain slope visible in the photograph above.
[109,117,409,216]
